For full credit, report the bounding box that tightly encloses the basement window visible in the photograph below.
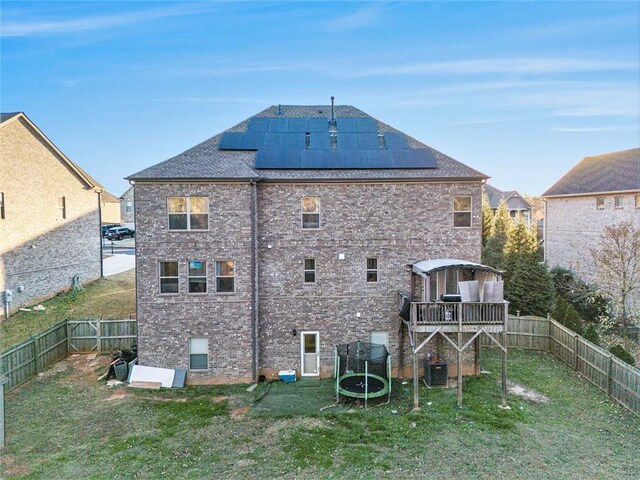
[636,195,640,208]
[189,338,209,370]
[302,196,320,229]
[453,196,472,227]
[168,196,209,230]
[188,260,207,293]
[159,261,179,294]
[614,196,623,209]
[216,260,235,293]
[596,198,605,209]
[0,192,4,219]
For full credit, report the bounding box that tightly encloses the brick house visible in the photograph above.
[119,186,135,228]
[543,148,640,284]
[484,183,532,226]
[128,104,500,384]
[0,112,103,316]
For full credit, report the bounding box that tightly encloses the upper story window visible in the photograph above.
[453,196,471,227]
[367,258,378,282]
[614,196,623,209]
[596,197,605,210]
[302,196,320,229]
[168,197,209,230]
[126,201,133,213]
[216,260,235,293]
[304,258,316,283]
[159,261,179,294]
[188,260,207,293]
[57,196,66,220]
[0,192,5,219]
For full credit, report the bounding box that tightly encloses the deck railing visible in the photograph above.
[411,301,507,326]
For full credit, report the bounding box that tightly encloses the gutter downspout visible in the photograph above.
[250,180,260,382]
[542,198,547,262]
[97,190,104,278]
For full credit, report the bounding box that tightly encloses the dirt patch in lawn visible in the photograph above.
[106,390,130,401]
[506,380,550,404]
[213,395,228,403]
[231,406,251,419]
[1,455,30,477]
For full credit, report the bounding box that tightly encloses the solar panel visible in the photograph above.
[344,150,369,168]
[308,118,330,132]
[356,133,381,150]
[366,150,390,168]
[267,118,288,132]
[355,117,377,132]
[219,131,264,150]
[287,118,309,132]
[336,117,357,132]
[309,132,331,150]
[383,132,408,150]
[338,132,359,150]
[248,117,270,132]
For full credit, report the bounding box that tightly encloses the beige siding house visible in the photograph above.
[119,186,135,228]
[100,191,122,225]
[0,112,103,317]
[543,148,640,284]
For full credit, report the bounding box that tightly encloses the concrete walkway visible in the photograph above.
[103,252,135,276]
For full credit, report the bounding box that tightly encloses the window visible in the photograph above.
[302,196,320,229]
[304,258,316,283]
[57,196,66,219]
[366,258,378,282]
[216,260,235,293]
[614,196,623,209]
[126,201,133,213]
[596,197,605,209]
[453,196,472,227]
[636,195,640,208]
[188,260,207,293]
[0,192,4,219]
[189,338,209,370]
[168,196,209,230]
[159,261,179,294]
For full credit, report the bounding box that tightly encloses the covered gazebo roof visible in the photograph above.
[412,258,502,276]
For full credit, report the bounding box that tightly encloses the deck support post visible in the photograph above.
[413,351,420,410]
[457,306,463,408]
[501,331,508,408]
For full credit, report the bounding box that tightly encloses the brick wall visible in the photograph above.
[135,179,483,383]
[545,193,640,283]
[0,117,101,314]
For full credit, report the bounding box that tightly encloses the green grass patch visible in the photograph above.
[0,270,135,350]
[2,348,639,479]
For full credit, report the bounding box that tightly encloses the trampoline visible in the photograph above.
[335,341,391,407]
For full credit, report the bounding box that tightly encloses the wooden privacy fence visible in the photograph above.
[0,318,137,392]
[482,314,640,416]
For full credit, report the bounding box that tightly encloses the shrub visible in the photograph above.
[582,323,600,345]
[505,253,555,317]
[608,344,636,366]
[552,296,583,334]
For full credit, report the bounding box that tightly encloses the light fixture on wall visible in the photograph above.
[292,328,297,336]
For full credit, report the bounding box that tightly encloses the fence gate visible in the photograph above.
[68,320,101,353]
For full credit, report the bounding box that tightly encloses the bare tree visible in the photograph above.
[591,222,640,348]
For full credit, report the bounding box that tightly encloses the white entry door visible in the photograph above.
[301,331,319,376]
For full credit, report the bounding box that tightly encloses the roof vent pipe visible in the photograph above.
[277,104,283,115]
[329,96,336,128]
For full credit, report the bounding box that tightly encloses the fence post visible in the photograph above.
[66,318,71,355]
[96,319,102,354]
[31,337,38,375]
[607,355,613,397]
[574,334,579,370]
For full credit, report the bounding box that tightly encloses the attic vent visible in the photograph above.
[378,133,386,150]
[305,132,310,149]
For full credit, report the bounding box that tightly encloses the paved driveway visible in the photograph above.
[103,250,135,276]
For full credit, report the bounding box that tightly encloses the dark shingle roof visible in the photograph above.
[1,112,20,123]
[543,148,640,197]
[128,105,487,182]
[484,184,531,209]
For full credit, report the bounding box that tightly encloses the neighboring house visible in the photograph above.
[128,104,497,384]
[484,183,532,226]
[0,112,103,317]
[543,148,640,284]
[100,191,122,225]
[119,186,135,228]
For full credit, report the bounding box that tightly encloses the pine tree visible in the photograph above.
[481,191,494,245]
[482,199,511,269]
[552,296,583,333]
[505,219,537,256]
[504,252,555,317]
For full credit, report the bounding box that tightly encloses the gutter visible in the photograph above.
[250,180,260,382]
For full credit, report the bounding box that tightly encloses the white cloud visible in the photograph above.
[1,4,209,37]
[550,125,638,133]
[323,5,383,32]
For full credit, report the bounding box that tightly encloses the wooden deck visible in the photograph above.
[409,301,508,333]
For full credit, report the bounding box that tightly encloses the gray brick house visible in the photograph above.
[0,112,103,317]
[128,104,493,384]
[543,148,640,284]
[484,183,532,226]
[119,186,135,228]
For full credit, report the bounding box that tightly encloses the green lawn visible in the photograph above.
[0,270,135,350]
[2,348,639,479]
